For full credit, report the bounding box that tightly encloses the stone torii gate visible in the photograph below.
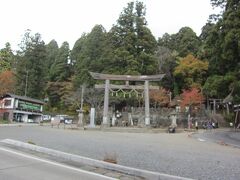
[90,72,165,126]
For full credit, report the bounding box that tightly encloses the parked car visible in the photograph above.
[55,115,68,123]
[42,115,51,121]
[63,117,73,124]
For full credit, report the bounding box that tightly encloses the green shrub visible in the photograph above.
[224,113,235,123]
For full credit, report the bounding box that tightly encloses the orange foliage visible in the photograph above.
[174,54,209,88]
[180,88,204,108]
[149,88,170,106]
[0,70,15,96]
[174,54,209,76]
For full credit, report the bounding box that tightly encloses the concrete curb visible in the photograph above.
[1,139,193,180]
[85,127,186,134]
[0,123,39,127]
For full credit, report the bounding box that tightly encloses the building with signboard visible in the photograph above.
[0,93,44,123]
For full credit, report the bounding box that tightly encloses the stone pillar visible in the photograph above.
[128,113,133,126]
[77,112,83,127]
[112,113,116,126]
[144,80,150,126]
[213,99,216,114]
[171,114,177,127]
[226,103,230,115]
[89,107,95,127]
[103,79,110,126]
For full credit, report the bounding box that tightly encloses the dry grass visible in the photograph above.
[103,152,117,164]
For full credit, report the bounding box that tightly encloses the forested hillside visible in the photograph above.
[0,0,239,113]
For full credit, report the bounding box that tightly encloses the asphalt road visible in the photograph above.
[0,125,239,180]
[0,146,115,180]
[193,129,240,148]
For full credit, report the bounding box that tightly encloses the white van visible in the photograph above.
[42,115,51,121]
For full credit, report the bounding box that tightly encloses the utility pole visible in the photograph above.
[24,71,28,96]
[77,84,85,127]
[80,84,85,111]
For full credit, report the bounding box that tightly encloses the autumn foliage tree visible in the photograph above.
[149,88,170,107]
[0,70,15,96]
[174,54,209,90]
[180,88,204,113]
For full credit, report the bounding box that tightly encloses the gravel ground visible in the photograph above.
[0,125,239,180]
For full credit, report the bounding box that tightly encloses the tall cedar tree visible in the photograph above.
[16,31,47,99]
[45,40,59,81]
[158,27,201,58]
[108,1,157,75]
[71,25,107,86]
[204,0,240,75]
[50,41,71,82]
[202,0,240,103]
[0,43,15,72]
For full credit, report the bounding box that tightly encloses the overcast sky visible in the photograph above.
[0,0,218,51]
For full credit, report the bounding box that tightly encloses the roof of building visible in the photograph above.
[0,93,44,104]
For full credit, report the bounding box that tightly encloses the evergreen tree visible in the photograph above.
[108,1,157,75]
[203,0,240,75]
[0,43,15,72]
[175,27,201,57]
[203,74,236,99]
[158,33,177,52]
[50,41,71,82]
[45,40,59,80]
[158,27,201,58]
[72,25,108,86]
[16,31,47,99]
[202,0,240,103]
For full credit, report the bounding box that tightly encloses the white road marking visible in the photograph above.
[0,147,116,180]
[198,138,206,142]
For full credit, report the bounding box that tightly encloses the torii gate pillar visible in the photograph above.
[144,80,150,126]
[103,79,110,126]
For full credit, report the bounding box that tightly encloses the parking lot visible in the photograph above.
[0,125,239,179]
[0,145,115,180]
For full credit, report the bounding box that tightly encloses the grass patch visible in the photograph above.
[0,119,9,124]
[27,141,36,145]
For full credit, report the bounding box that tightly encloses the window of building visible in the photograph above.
[4,100,12,107]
